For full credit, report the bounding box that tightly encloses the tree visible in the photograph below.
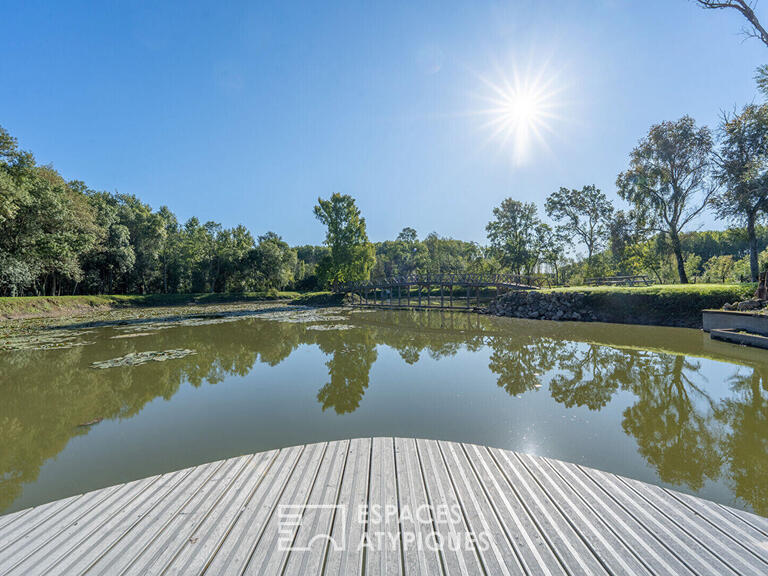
[157,206,180,293]
[250,232,297,290]
[703,254,736,283]
[608,209,651,275]
[396,227,418,243]
[617,117,717,283]
[696,1,768,48]
[714,104,768,281]
[486,199,542,274]
[178,217,209,292]
[118,194,166,294]
[6,167,99,295]
[0,126,34,226]
[422,233,481,274]
[81,190,135,293]
[539,226,568,283]
[545,185,613,269]
[313,194,375,286]
[371,238,429,277]
[684,253,703,282]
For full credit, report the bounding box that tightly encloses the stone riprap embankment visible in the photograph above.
[486,291,598,322]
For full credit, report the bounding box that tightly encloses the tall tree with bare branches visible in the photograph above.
[696,1,768,47]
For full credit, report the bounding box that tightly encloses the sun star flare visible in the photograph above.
[476,61,565,165]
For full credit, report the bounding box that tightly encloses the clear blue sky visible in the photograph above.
[1,0,766,246]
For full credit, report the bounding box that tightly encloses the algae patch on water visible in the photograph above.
[1,303,351,352]
[91,349,197,369]
[0,330,95,351]
[256,308,348,323]
[305,324,353,331]
[110,332,153,339]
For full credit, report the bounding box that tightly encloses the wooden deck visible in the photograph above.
[1,438,767,575]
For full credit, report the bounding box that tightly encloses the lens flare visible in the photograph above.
[474,60,565,166]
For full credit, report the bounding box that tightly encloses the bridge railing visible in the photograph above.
[332,273,550,292]
[584,275,653,287]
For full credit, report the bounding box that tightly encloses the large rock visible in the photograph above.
[736,299,767,311]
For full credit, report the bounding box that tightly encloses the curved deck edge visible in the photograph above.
[1,438,767,575]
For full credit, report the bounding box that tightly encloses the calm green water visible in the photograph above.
[1,306,767,516]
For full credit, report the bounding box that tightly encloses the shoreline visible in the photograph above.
[0,293,342,344]
[0,284,757,341]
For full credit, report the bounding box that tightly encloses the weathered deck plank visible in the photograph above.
[1,438,766,576]
[515,452,651,575]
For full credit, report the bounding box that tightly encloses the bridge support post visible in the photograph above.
[418,285,422,308]
[449,283,453,308]
[440,284,444,308]
[427,284,431,307]
[466,285,470,308]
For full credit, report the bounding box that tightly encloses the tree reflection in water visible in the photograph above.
[621,354,722,491]
[1,309,768,515]
[316,330,378,414]
[548,343,628,410]
[717,367,768,514]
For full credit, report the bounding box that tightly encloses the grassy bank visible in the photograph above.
[489,283,757,328]
[544,283,756,297]
[0,291,338,321]
[537,284,756,327]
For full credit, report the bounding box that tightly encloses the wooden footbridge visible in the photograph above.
[2,438,767,575]
[333,274,547,309]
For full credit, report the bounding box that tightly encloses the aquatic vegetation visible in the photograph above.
[91,349,197,369]
[0,330,94,352]
[306,324,353,331]
[110,332,153,339]
[0,302,331,350]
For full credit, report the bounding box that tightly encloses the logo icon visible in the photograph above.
[277,504,346,552]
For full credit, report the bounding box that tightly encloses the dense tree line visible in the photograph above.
[0,126,300,296]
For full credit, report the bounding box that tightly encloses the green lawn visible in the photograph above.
[544,283,756,298]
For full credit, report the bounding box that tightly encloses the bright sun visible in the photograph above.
[476,62,564,165]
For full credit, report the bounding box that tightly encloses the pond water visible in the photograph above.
[1,305,767,516]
